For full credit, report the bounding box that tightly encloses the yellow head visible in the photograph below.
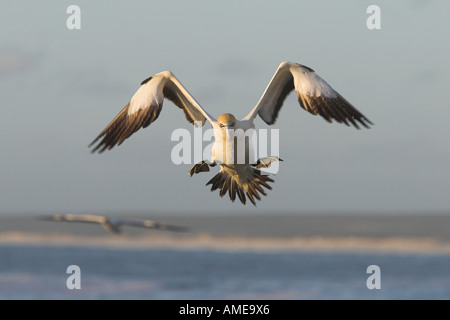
[217,113,237,129]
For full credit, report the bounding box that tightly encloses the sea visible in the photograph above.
[0,213,449,300]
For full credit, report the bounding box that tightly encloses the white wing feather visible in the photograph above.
[243,62,372,128]
[90,71,215,153]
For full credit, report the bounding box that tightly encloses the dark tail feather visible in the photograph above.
[229,179,237,202]
[236,186,246,205]
[206,168,274,206]
[245,173,274,205]
[219,176,231,198]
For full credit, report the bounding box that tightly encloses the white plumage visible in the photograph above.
[40,214,187,234]
[90,62,372,205]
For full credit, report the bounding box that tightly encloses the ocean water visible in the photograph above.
[0,244,449,300]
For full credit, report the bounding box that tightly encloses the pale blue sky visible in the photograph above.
[1,1,449,215]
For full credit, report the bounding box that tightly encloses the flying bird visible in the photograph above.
[39,214,188,234]
[90,62,372,205]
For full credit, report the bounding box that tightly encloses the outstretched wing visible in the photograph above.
[116,218,188,232]
[243,62,373,128]
[39,214,106,224]
[89,71,216,153]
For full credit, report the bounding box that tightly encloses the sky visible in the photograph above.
[1,1,449,216]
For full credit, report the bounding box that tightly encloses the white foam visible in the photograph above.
[1,232,449,254]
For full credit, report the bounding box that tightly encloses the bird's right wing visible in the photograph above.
[89,71,216,153]
[117,218,188,232]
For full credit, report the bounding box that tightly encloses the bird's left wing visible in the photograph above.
[90,71,215,153]
[243,62,373,128]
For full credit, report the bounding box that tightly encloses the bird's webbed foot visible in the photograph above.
[189,160,216,177]
[251,156,283,169]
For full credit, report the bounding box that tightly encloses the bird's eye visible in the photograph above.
[220,123,225,128]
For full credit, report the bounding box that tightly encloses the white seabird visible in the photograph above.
[90,62,373,205]
[40,214,188,234]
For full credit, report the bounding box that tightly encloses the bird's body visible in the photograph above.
[40,214,187,234]
[90,62,372,205]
